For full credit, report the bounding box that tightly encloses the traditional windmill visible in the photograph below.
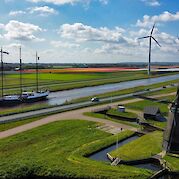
[163,37,179,153]
[163,86,179,153]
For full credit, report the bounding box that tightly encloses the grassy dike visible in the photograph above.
[110,131,163,161]
[0,120,152,179]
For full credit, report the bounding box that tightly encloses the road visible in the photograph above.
[0,92,175,139]
[0,86,172,124]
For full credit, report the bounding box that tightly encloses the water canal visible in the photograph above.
[1,74,179,110]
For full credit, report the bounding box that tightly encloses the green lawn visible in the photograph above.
[125,100,169,117]
[164,155,179,171]
[0,103,54,116]
[84,112,139,128]
[0,120,152,178]
[107,108,137,119]
[110,131,163,161]
[0,116,47,132]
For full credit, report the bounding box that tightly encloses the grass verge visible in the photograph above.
[110,131,163,161]
[0,120,152,179]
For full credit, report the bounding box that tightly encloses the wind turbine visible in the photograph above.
[138,24,161,76]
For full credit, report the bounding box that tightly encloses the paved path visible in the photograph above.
[0,92,176,139]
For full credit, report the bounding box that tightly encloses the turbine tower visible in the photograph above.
[138,24,161,76]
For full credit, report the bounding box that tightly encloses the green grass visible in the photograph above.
[107,108,137,119]
[125,99,169,129]
[68,78,179,105]
[164,154,179,171]
[2,71,179,94]
[110,131,163,161]
[0,120,152,178]
[143,86,177,97]
[0,103,54,116]
[84,112,139,128]
[0,116,46,132]
[146,119,167,129]
[2,71,150,93]
[125,100,169,117]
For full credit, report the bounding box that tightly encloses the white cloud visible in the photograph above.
[5,43,24,48]
[28,0,83,5]
[59,23,129,44]
[9,10,26,16]
[136,11,179,27]
[51,40,80,48]
[141,0,160,7]
[27,0,108,6]
[9,6,57,16]
[1,20,44,41]
[28,6,58,15]
[0,23,5,29]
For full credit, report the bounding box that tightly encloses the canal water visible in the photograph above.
[89,135,139,162]
[1,74,179,109]
[88,134,164,172]
[132,163,162,171]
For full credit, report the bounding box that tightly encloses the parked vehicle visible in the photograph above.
[91,97,100,102]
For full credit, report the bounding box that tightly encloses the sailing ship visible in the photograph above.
[0,48,49,106]
[21,52,49,102]
[0,47,21,106]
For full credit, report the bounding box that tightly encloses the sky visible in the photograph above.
[0,0,179,63]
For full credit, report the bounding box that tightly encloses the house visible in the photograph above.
[143,106,166,122]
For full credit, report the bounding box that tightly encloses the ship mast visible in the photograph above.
[0,47,9,98]
[36,52,39,92]
[19,47,23,96]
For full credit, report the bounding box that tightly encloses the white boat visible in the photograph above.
[21,91,49,102]
[0,48,22,106]
[21,51,49,102]
[0,95,21,105]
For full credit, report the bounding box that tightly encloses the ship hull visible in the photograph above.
[21,91,49,103]
[0,97,22,106]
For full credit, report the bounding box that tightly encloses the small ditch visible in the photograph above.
[88,135,139,162]
[88,133,163,172]
[157,172,179,179]
[132,163,162,171]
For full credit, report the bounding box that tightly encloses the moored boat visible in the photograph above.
[21,91,49,102]
[20,52,49,102]
[0,47,21,106]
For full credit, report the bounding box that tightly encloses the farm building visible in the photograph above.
[143,106,166,122]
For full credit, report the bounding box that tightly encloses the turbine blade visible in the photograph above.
[151,23,155,35]
[138,36,150,40]
[152,36,161,47]
[3,51,9,55]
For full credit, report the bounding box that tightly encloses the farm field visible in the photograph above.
[0,120,151,179]
[2,70,179,94]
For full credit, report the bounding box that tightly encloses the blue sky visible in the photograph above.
[0,0,179,63]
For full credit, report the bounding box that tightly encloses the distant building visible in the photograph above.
[143,106,166,122]
[118,106,125,112]
[163,90,179,153]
